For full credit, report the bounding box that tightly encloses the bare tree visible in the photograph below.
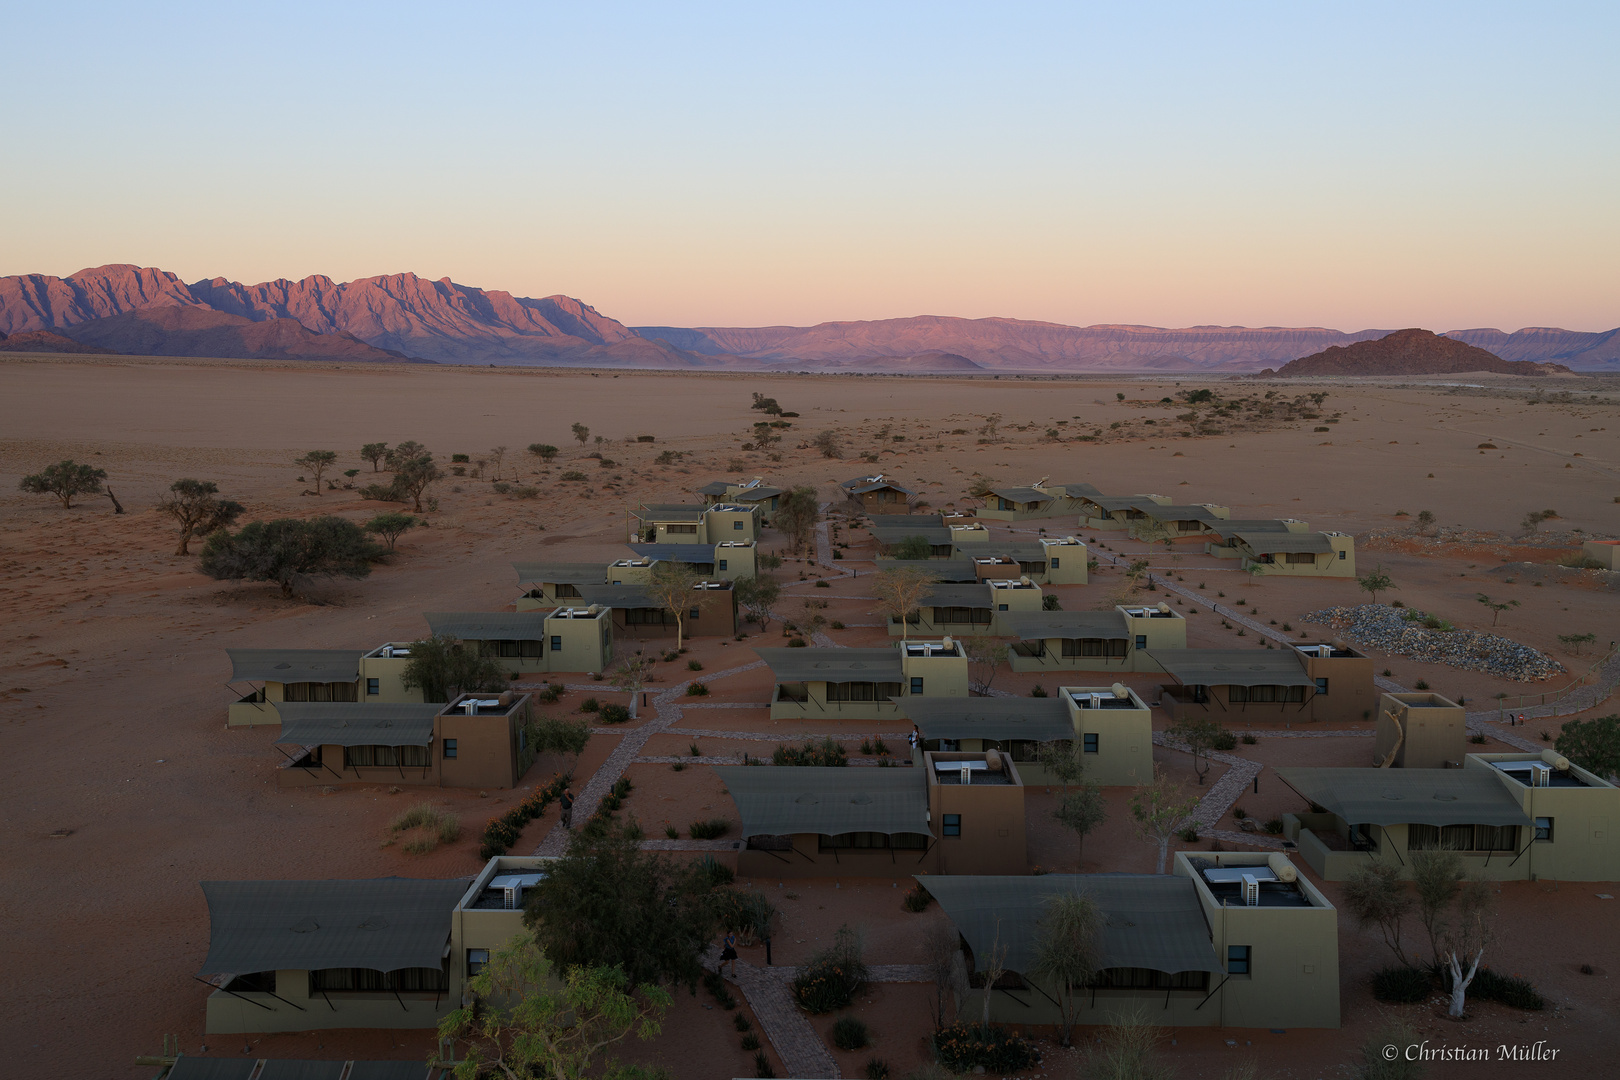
[775,486,820,555]
[157,479,245,556]
[872,565,937,643]
[607,646,655,718]
[922,921,965,1030]
[642,561,706,650]
[964,637,1009,695]
[1129,769,1199,873]
[1341,862,1413,967]
[1028,892,1101,1047]
[487,445,508,482]
[294,450,337,494]
[977,921,1008,1028]
[1442,880,1494,1018]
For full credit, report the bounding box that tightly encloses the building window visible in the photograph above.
[819,832,928,851]
[1135,635,1148,651]
[718,559,728,571]
[1083,733,1099,754]
[1227,946,1251,976]
[1408,823,1518,852]
[1535,817,1553,841]
[551,636,563,651]
[467,949,489,977]
[443,739,457,759]
[998,603,1009,611]
[688,607,701,619]
[1338,550,1346,559]
[734,520,744,529]
[1230,685,1307,704]
[942,814,961,837]
[344,744,431,768]
[911,677,924,695]
[310,967,447,993]
[1061,638,1127,659]
[556,583,582,598]
[366,678,380,696]
[1050,557,1060,568]
[1315,677,1329,694]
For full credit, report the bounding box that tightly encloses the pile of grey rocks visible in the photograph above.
[1304,604,1565,682]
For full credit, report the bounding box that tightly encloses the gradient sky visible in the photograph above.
[3,2,1617,331]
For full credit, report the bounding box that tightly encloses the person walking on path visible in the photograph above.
[720,929,739,978]
[559,787,575,829]
[908,725,921,752]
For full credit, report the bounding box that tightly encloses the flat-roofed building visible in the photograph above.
[885,580,1043,637]
[623,539,757,581]
[928,854,1339,1030]
[1154,643,1373,725]
[543,604,615,674]
[511,562,608,611]
[761,639,968,720]
[633,502,760,543]
[1374,692,1466,768]
[356,643,430,703]
[1581,539,1620,570]
[1005,604,1186,672]
[958,536,1088,585]
[698,477,783,517]
[226,649,362,727]
[1234,530,1355,578]
[901,683,1153,786]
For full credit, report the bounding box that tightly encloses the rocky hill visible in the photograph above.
[0,329,117,354]
[60,306,422,363]
[1446,326,1620,370]
[1265,329,1574,378]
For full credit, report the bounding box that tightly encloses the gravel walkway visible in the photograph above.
[703,951,840,1079]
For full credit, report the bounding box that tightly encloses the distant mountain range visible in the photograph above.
[1,263,1615,373]
[1266,328,1574,378]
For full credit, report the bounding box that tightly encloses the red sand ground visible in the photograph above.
[0,360,1616,1077]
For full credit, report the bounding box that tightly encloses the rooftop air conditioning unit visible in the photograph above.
[1242,873,1260,907]
[505,884,524,909]
[1531,763,1551,787]
[959,765,972,786]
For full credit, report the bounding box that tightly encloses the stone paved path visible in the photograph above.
[703,951,840,1079]
[530,660,765,856]
[674,728,911,742]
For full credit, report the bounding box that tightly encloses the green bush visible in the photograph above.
[931,1023,1039,1073]
[832,1016,870,1050]
[688,659,704,670]
[1030,685,1048,697]
[773,737,847,767]
[754,1051,774,1078]
[598,703,631,723]
[581,698,600,712]
[734,1012,752,1032]
[1372,965,1432,1003]
[864,1059,889,1080]
[478,772,570,858]
[792,925,868,1013]
[1212,729,1237,751]
[1444,966,1546,1010]
[687,682,710,696]
[902,882,932,912]
[740,1033,761,1051]
[689,818,730,839]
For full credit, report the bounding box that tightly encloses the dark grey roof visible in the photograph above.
[869,514,943,529]
[923,584,993,608]
[1135,503,1219,523]
[629,543,718,564]
[198,878,467,975]
[1050,482,1102,497]
[1275,767,1534,828]
[425,612,549,641]
[966,543,1052,560]
[898,698,1075,743]
[1236,532,1335,554]
[730,485,783,502]
[988,487,1053,504]
[1080,495,1152,512]
[697,480,732,496]
[871,527,952,545]
[1150,649,1311,687]
[635,503,705,522]
[925,875,1223,976]
[578,584,655,608]
[274,703,442,748]
[512,562,607,584]
[257,1064,346,1080]
[756,647,904,683]
[166,1061,258,1080]
[1205,519,1297,540]
[346,1064,438,1080]
[876,559,978,582]
[227,649,361,684]
[842,476,915,495]
[715,766,932,838]
[999,611,1128,641]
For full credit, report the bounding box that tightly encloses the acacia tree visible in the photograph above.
[198,516,382,598]
[487,445,508,481]
[1028,893,1102,1047]
[19,460,106,508]
[1555,714,1620,780]
[1129,770,1199,873]
[528,443,559,464]
[384,440,426,470]
[872,565,937,643]
[360,442,389,471]
[1166,714,1229,785]
[732,574,781,632]
[157,479,245,555]
[438,928,671,1080]
[1474,593,1519,627]
[294,450,338,494]
[643,561,706,650]
[399,634,509,702]
[774,486,820,555]
[1341,862,1413,967]
[572,422,591,447]
[392,448,441,512]
[1055,786,1107,867]
[1358,565,1396,605]
[364,511,419,552]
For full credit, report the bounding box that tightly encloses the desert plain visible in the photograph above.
[1,355,1618,1079]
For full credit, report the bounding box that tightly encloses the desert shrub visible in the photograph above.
[830,620,846,629]
[1263,818,1284,835]
[560,470,588,481]
[815,579,830,588]
[695,854,734,887]
[597,703,632,723]
[580,697,600,713]
[864,1059,890,1080]
[1444,966,1545,1010]
[477,773,571,858]
[1241,733,1258,745]
[688,659,704,671]
[773,737,847,767]
[687,682,710,696]
[671,761,686,772]
[734,1012,752,1032]
[1372,965,1432,1003]
[741,1033,761,1052]
[931,1023,1039,1073]
[1414,679,1430,690]
[1212,729,1237,751]
[1030,685,1048,697]
[902,882,932,912]
[792,925,868,1013]
[754,1051,775,1078]
[832,1017,870,1050]
[787,637,808,647]
[689,818,730,840]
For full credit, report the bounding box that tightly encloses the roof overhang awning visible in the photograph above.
[511,562,608,584]
[274,704,441,747]
[898,699,1074,743]
[998,612,1127,642]
[628,543,717,564]
[714,766,932,838]
[424,612,549,640]
[227,649,362,684]
[756,647,904,683]
[1235,532,1334,555]
[1275,767,1534,828]
[198,878,468,975]
[924,874,1223,976]
[1149,649,1312,687]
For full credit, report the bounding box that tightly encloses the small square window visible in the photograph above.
[551,636,562,651]
[1050,557,1060,568]
[366,678,379,696]
[718,559,728,571]
[443,739,457,759]
[1227,945,1251,975]
[942,813,961,837]
[1314,677,1329,694]
[1135,635,1147,650]
[733,520,744,530]
[467,948,489,976]
[689,607,701,619]
[1535,817,1553,842]
[1083,733,1099,754]
[1338,550,1346,559]
[998,603,1009,611]
[910,677,924,695]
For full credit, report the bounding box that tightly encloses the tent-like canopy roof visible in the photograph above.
[899,698,1074,743]
[842,475,916,495]
[987,486,1052,504]
[998,611,1128,642]
[729,485,782,502]
[274,703,442,747]
[425,612,548,641]
[967,542,1051,560]
[697,480,733,496]
[876,559,978,582]
[869,514,943,529]
[756,647,904,683]
[714,765,932,838]
[165,1060,260,1080]
[922,584,994,609]
[871,527,952,546]
[1150,649,1312,687]
[1237,532,1334,554]
[198,878,467,976]
[634,503,705,522]
[1204,519,1295,541]
[1079,494,1153,513]
[1134,502,1219,523]
[227,649,361,684]
[1276,767,1534,828]
[1048,482,1102,497]
[925,875,1223,976]
[628,543,717,565]
[512,561,607,584]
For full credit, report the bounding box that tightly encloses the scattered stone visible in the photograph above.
[1303,604,1564,682]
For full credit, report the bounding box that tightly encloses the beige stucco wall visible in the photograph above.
[927,752,1028,876]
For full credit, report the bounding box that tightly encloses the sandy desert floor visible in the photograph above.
[1,355,1617,1079]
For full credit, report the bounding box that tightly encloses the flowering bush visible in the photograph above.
[478,772,571,859]
[931,1023,1039,1073]
[792,924,868,1013]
